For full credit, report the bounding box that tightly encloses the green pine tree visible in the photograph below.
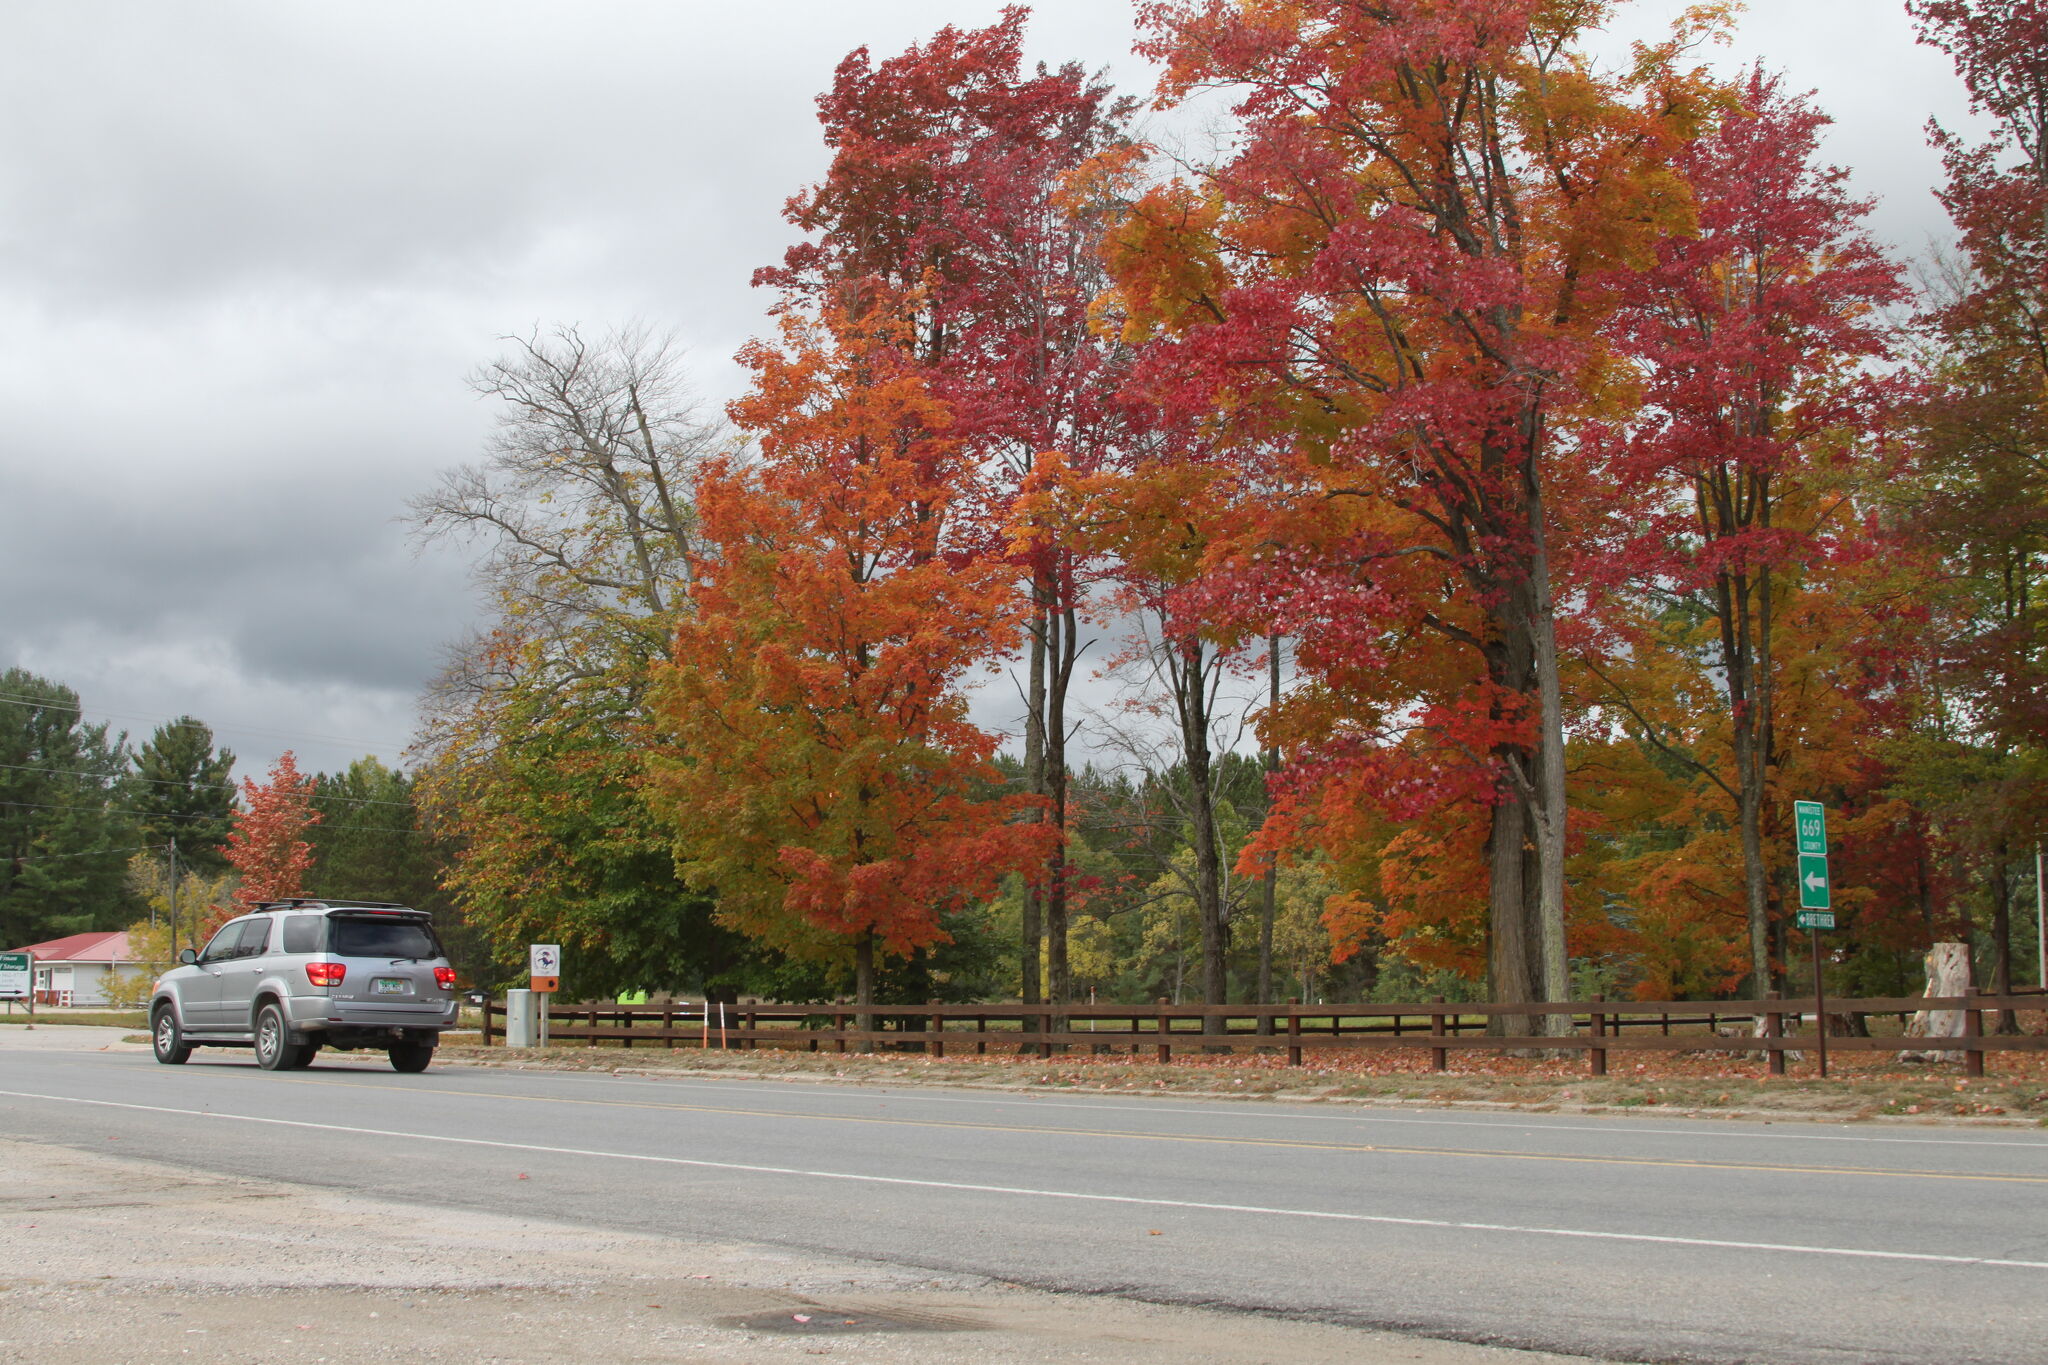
[0,669,137,945]
[129,716,237,873]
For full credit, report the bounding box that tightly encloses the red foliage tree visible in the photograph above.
[759,8,1135,1005]
[1101,0,1717,1023]
[1904,0,2048,1001]
[222,751,321,912]
[1588,70,1908,992]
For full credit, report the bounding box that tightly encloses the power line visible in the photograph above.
[7,844,161,867]
[0,762,416,810]
[0,692,413,755]
[0,799,422,837]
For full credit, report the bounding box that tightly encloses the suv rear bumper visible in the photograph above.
[288,994,457,1032]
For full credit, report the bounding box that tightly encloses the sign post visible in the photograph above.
[528,944,560,1047]
[1793,801,1831,1077]
[0,952,30,1016]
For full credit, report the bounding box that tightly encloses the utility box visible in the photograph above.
[505,988,539,1047]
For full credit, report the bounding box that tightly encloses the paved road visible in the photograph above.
[3,1048,2043,1363]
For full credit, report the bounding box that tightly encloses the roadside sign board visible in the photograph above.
[0,952,29,1000]
[1795,909,1836,931]
[1794,801,1831,914]
[529,944,560,994]
[1797,852,1832,910]
[1794,800,1827,856]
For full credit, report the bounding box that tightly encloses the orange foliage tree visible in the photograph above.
[1098,0,1719,1022]
[221,751,321,917]
[648,302,1054,1015]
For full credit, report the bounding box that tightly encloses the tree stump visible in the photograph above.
[1903,942,1971,1063]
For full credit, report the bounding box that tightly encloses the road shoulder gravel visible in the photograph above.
[0,1136,1592,1365]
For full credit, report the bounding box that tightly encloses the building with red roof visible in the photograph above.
[5,930,137,1007]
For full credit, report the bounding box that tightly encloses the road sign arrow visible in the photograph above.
[1797,851,1832,910]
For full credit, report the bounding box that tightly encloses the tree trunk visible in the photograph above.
[1044,600,1078,1010]
[1170,634,1229,1039]
[1991,845,2017,1033]
[1486,796,1539,1039]
[1020,597,1046,1006]
[1527,482,1572,1038]
[854,929,876,1054]
[1736,764,1771,994]
[1483,538,1542,1039]
[1256,634,1280,1036]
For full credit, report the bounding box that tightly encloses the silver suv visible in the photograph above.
[150,900,458,1072]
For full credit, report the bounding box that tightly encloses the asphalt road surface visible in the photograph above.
[3,1044,2044,1363]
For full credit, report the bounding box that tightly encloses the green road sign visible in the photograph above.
[1796,908,1836,932]
[0,951,29,1000]
[1794,800,1827,857]
[1797,851,1831,910]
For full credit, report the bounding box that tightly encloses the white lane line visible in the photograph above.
[6,1087,2046,1272]
[515,1071,2048,1151]
[17,1052,2048,1151]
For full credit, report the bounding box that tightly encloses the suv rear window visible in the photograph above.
[329,916,441,960]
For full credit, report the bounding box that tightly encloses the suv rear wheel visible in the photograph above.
[152,1006,191,1065]
[254,1002,313,1071]
[389,1041,434,1073]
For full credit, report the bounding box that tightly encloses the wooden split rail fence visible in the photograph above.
[477,992,2048,1076]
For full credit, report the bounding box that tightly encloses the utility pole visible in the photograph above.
[2036,841,2044,992]
[168,837,180,956]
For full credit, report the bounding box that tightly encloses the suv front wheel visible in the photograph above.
[152,1005,191,1065]
[254,1003,313,1071]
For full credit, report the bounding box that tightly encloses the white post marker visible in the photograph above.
[1793,800,1831,1078]
[528,944,561,1046]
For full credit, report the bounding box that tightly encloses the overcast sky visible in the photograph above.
[0,1,1978,784]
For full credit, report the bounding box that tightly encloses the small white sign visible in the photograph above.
[0,952,30,1000]
[529,944,560,976]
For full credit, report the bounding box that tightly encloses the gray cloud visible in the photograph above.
[0,0,1981,782]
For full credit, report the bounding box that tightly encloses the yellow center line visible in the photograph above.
[271,1072,2048,1185]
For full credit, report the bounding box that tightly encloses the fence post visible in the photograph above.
[1765,990,1784,1076]
[1964,987,1985,1079]
[1286,997,1302,1067]
[976,1012,988,1056]
[929,999,944,1059]
[1431,995,1447,1073]
[834,1008,848,1054]
[1156,997,1171,1065]
[481,996,495,1047]
[1589,993,1607,1077]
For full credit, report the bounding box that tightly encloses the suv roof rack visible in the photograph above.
[255,898,412,911]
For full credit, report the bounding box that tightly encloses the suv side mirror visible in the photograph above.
[179,948,198,965]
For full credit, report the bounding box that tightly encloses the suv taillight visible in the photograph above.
[306,962,346,987]
[433,966,456,990]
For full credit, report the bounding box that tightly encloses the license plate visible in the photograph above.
[372,978,411,996]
